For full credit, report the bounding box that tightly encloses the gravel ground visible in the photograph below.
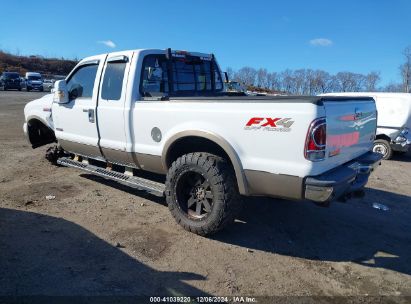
[0,91,410,300]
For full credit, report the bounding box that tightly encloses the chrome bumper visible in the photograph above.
[304,152,383,203]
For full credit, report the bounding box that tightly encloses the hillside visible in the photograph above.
[0,51,77,78]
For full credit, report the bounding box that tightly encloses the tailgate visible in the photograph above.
[323,98,377,167]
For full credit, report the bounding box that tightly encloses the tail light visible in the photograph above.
[305,117,326,161]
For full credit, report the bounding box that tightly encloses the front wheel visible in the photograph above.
[165,152,243,236]
[373,139,393,160]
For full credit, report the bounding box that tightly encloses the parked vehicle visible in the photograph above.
[0,72,22,91]
[23,49,382,235]
[25,72,44,92]
[321,93,411,159]
[20,77,27,90]
[225,81,246,94]
[43,79,55,91]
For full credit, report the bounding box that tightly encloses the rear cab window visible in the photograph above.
[140,51,223,98]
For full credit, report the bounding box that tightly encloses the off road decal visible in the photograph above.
[245,117,294,132]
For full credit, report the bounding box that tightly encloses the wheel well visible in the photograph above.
[27,119,56,148]
[375,134,391,143]
[165,136,235,171]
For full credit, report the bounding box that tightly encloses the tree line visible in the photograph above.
[226,45,411,95]
[0,50,77,77]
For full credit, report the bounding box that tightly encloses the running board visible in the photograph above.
[57,157,165,197]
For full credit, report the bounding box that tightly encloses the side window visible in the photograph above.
[101,62,127,100]
[66,64,98,99]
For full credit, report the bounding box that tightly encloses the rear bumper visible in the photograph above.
[304,152,382,202]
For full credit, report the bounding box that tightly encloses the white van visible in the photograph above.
[25,72,43,92]
[321,93,411,159]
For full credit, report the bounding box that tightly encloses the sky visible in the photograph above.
[1,0,410,86]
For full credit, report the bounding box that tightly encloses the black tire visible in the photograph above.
[165,152,242,236]
[40,87,44,92]
[45,145,65,165]
[373,139,393,160]
[26,87,30,92]
[18,87,22,91]
[3,86,7,91]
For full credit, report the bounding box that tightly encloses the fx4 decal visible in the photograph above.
[244,117,295,132]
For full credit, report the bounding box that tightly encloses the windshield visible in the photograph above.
[4,73,19,79]
[27,75,42,81]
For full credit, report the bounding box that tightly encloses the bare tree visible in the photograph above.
[279,69,294,93]
[235,67,257,86]
[384,82,403,92]
[267,72,281,91]
[400,46,411,93]
[256,68,269,88]
[365,71,380,91]
[312,70,334,94]
[335,72,365,92]
[225,67,235,82]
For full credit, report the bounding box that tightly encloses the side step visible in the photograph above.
[57,157,165,197]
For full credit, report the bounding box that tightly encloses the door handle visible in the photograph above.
[83,108,95,123]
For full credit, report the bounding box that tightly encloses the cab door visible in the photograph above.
[52,54,107,159]
[97,51,135,165]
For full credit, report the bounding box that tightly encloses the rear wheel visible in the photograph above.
[165,152,242,236]
[373,139,392,160]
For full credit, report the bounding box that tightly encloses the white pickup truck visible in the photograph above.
[23,49,382,235]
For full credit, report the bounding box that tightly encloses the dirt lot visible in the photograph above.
[1,91,411,299]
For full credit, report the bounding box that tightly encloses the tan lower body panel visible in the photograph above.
[244,169,303,200]
[101,147,139,168]
[59,140,165,174]
[59,139,104,161]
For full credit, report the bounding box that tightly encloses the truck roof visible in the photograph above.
[79,49,213,64]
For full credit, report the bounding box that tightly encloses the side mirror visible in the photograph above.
[53,80,69,104]
[68,84,83,100]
